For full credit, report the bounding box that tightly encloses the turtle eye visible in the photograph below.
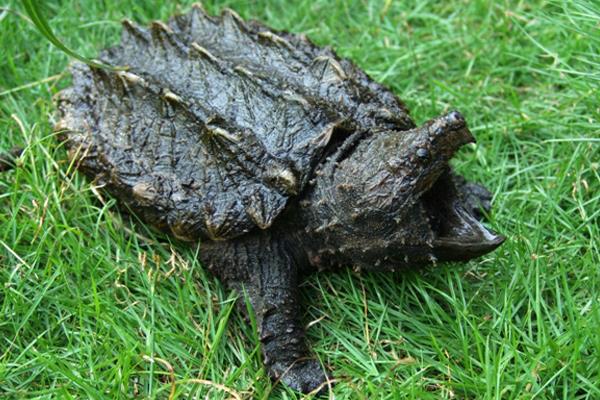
[416,148,429,160]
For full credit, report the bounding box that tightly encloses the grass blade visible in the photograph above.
[20,0,119,70]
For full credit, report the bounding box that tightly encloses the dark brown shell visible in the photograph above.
[56,5,414,241]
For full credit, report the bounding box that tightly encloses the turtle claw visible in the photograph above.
[273,359,331,395]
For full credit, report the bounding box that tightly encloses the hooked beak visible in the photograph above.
[421,168,504,261]
[431,201,505,260]
[416,112,504,260]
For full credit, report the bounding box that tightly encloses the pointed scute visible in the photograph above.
[245,185,287,230]
[221,7,245,25]
[57,61,310,241]
[117,71,145,85]
[310,56,347,82]
[257,30,293,49]
[151,20,173,34]
[121,18,144,34]
[203,195,240,240]
[160,89,183,104]
[189,42,220,64]
[58,5,417,245]
[205,125,240,143]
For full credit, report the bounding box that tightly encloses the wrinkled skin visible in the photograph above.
[53,5,504,394]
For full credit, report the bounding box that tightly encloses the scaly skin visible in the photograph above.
[200,231,329,393]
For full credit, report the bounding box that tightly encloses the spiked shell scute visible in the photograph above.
[55,5,414,242]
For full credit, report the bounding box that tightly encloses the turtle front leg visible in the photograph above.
[201,232,329,394]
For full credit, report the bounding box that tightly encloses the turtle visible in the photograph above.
[52,4,505,394]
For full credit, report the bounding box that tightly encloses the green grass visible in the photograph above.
[1,0,599,398]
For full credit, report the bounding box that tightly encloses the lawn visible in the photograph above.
[1,0,598,398]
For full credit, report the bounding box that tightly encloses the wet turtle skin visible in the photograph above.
[54,4,505,394]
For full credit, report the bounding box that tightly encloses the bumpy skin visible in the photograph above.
[56,5,413,243]
[55,5,504,394]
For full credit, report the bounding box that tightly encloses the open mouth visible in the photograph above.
[422,171,505,261]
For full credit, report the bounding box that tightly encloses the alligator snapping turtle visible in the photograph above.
[54,4,504,393]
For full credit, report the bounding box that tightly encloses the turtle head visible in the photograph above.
[305,111,503,270]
